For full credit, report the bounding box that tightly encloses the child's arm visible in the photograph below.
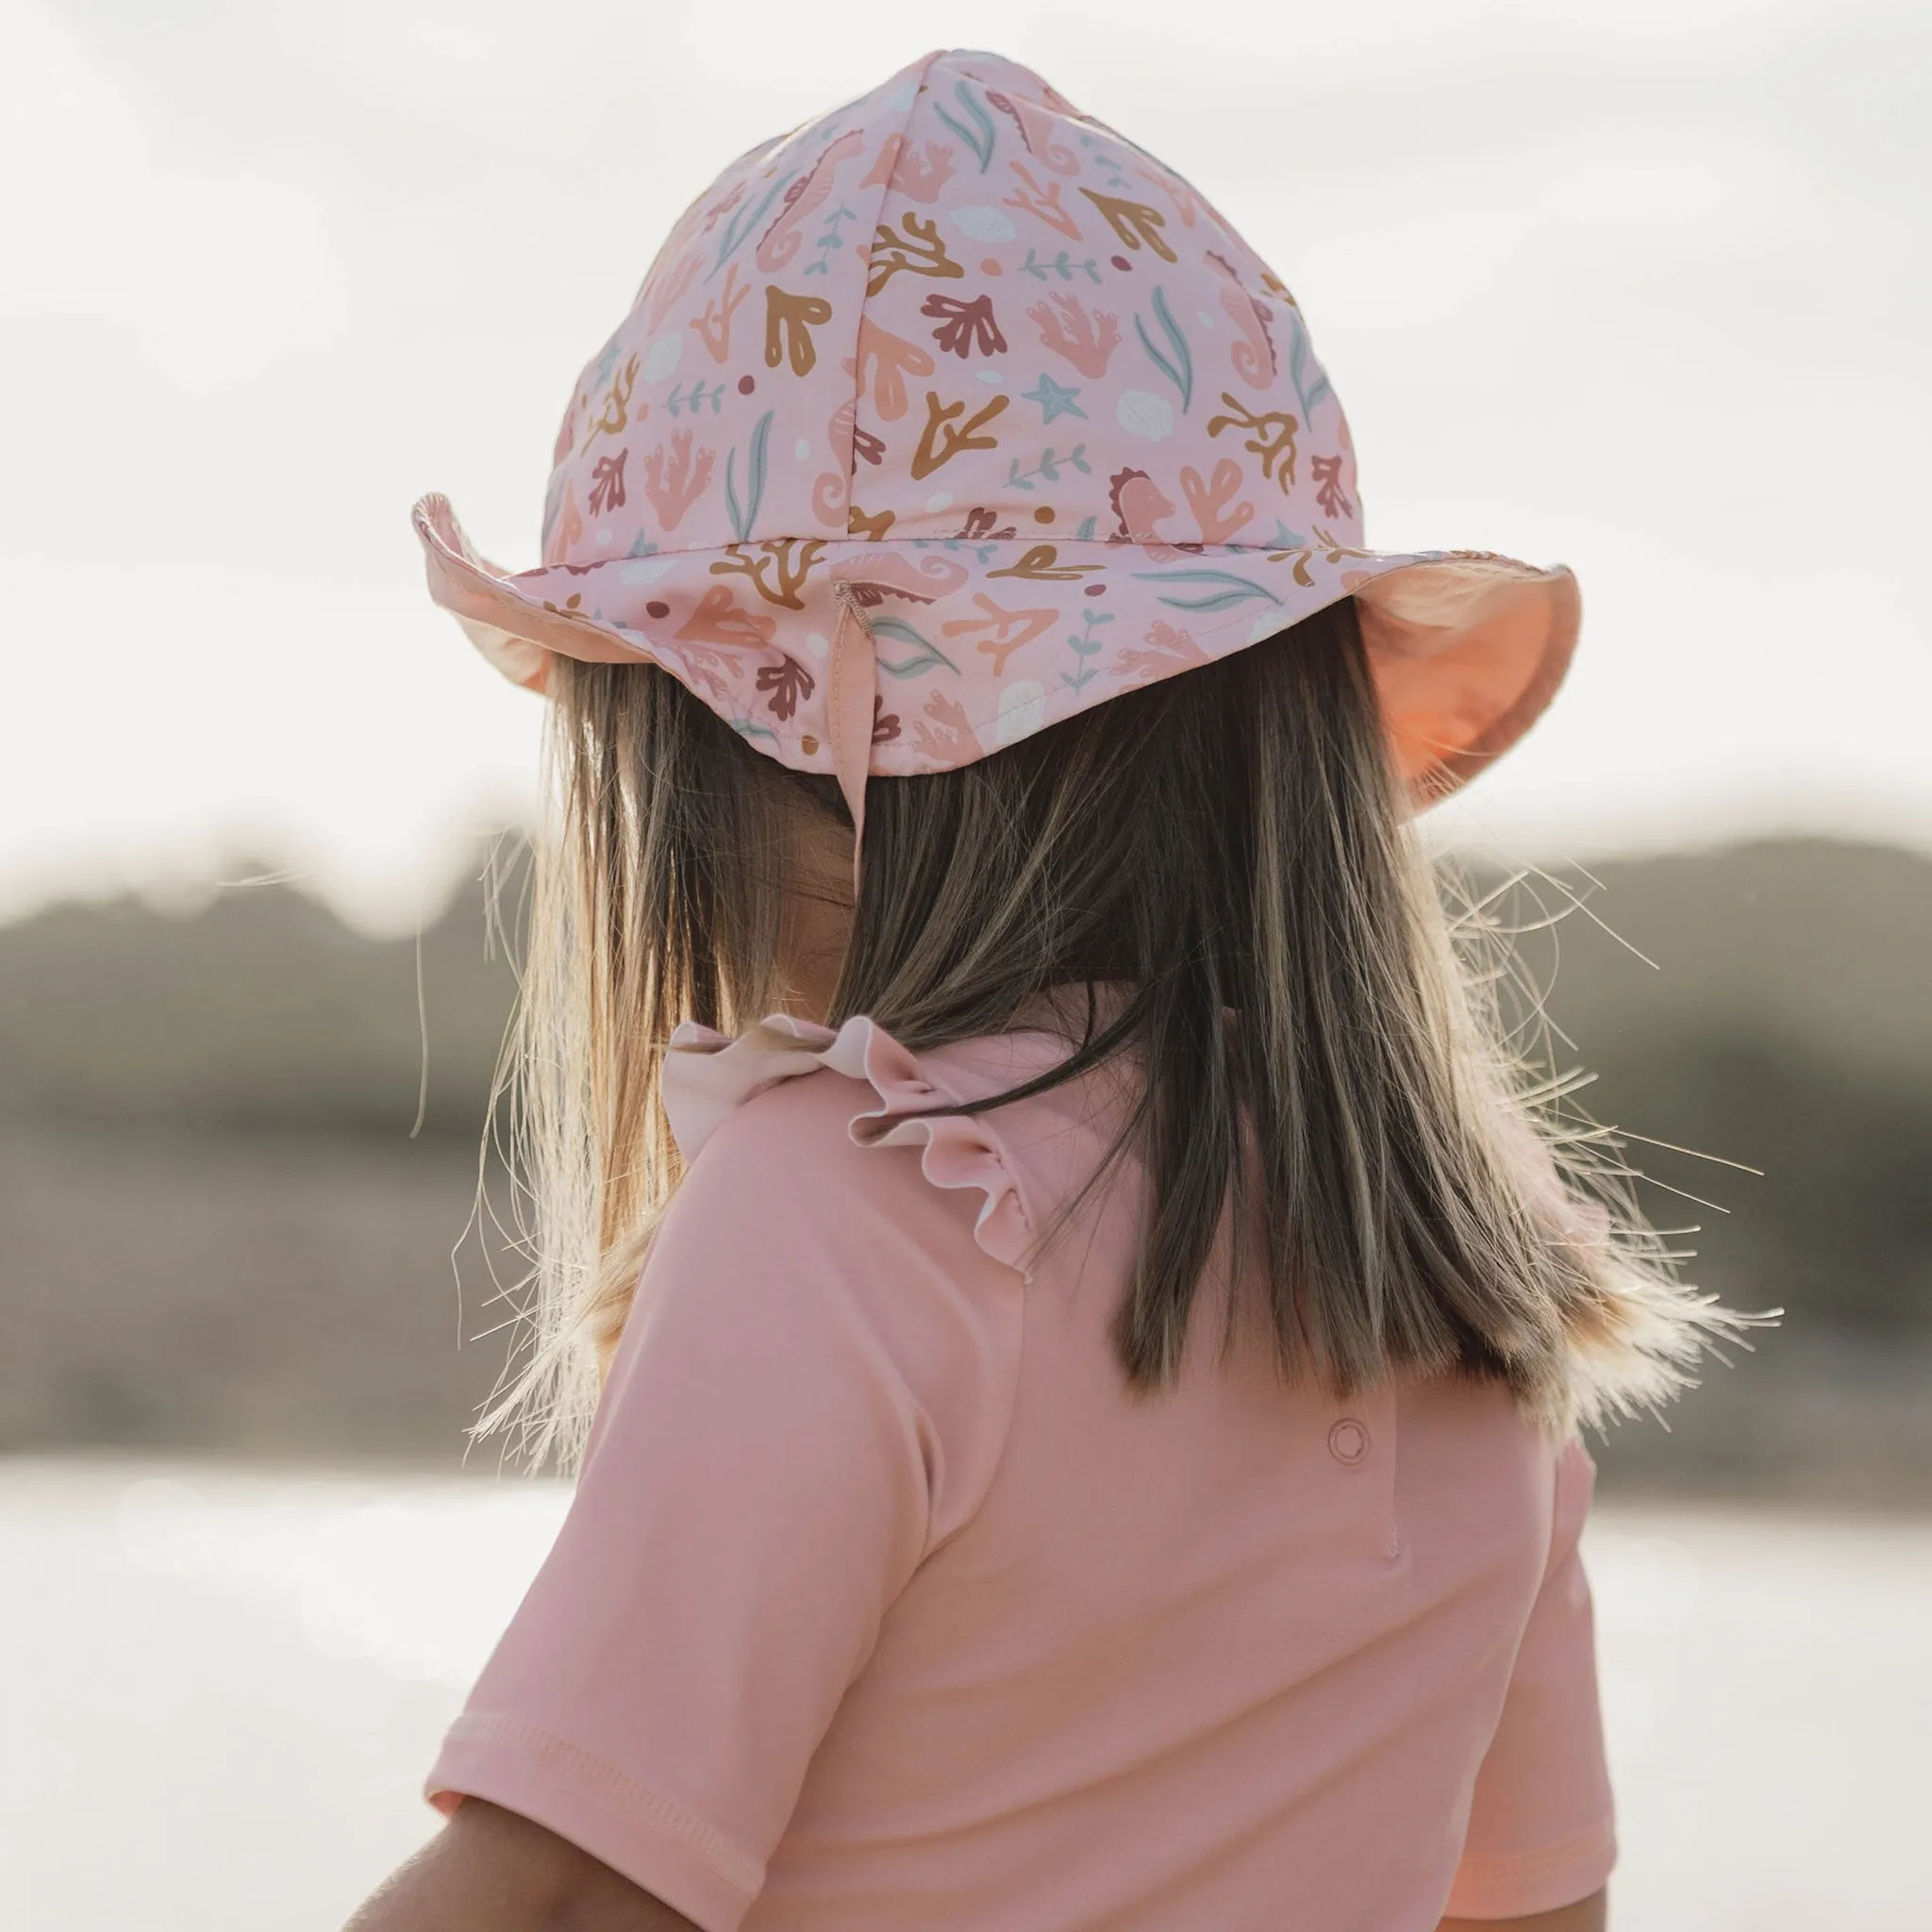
[1440,1890,1607,1931]
[344,1796,698,1931]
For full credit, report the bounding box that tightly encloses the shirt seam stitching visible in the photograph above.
[440,1709,764,1897]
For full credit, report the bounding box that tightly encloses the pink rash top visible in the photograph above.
[425,1013,1617,1929]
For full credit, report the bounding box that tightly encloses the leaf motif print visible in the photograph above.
[708,173,793,280]
[985,542,1099,582]
[864,615,963,677]
[932,80,998,174]
[1285,308,1335,427]
[1128,567,1284,612]
[724,410,774,541]
[1134,286,1192,411]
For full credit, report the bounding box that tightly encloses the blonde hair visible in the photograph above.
[468,598,1746,1474]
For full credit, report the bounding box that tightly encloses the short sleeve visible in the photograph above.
[422,1070,1025,1931]
[1441,1434,1617,1920]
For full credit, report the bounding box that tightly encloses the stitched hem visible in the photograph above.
[425,1710,763,1931]
[1442,1820,1616,1920]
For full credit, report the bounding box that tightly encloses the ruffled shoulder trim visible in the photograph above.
[659,1013,1037,1276]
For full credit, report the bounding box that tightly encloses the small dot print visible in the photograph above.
[645,601,670,619]
[794,438,812,460]
[980,257,1003,275]
[1110,254,1131,271]
[737,375,756,393]
[1033,506,1055,524]
[1083,583,1106,596]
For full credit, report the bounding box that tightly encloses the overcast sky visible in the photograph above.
[4,0,1925,931]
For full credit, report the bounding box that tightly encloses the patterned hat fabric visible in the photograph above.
[413,46,1579,841]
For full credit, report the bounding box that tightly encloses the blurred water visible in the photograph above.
[2,1457,1925,1930]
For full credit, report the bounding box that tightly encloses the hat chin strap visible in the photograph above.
[826,581,878,901]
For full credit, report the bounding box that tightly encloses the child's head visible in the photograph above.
[427,49,1733,1468]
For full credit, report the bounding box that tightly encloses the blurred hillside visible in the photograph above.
[2,834,1928,1494]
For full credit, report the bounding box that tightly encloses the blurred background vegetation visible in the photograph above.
[4,833,1928,1499]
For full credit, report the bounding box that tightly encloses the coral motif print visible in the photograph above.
[426,47,1492,793]
[1030,292,1119,376]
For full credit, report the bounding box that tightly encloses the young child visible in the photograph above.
[349,47,1735,1932]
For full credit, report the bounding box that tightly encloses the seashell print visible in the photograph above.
[1115,390,1175,442]
[949,205,1019,243]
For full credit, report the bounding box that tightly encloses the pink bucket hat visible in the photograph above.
[412,46,1577,857]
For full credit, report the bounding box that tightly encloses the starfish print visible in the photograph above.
[1022,373,1087,424]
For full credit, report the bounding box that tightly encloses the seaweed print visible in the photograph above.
[709,538,827,610]
[724,410,774,542]
[1180,459,1254,543]
[580,353,641,449]
[1078,189,1176,262]
[691,262,749,363]
[1134,287,1192,411]
[588,449,628,517]
[1311,454,1354,521]
[932,81,998,173]
[852,316,938,421]
[1110,618,1210,683]
[911,691,981,763]
[941,592,1058,674]
[874,136,957,205]
[923,292,1007,358]
[765,285,834,375]
[910,391,1010,479]
[756,654,814,721]
[1003,161,1084,240]
[1060,608,1115,692]
[1207,391,1298,492]
[641,432,714,531]
[867,212,965,295]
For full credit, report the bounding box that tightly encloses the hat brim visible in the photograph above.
[413,493,1575,809]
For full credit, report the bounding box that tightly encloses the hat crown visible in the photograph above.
[537,47,1362,575]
